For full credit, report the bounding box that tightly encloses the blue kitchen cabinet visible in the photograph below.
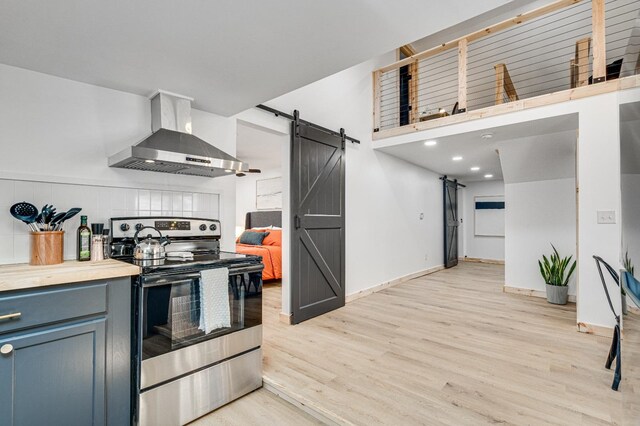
[0,277,131,426]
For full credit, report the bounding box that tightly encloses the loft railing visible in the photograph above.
[372,0,640,138]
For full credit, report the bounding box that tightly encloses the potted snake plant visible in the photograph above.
[538,244,577,305]
[623,250,634,315]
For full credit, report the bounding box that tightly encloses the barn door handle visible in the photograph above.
[294,215,301,229]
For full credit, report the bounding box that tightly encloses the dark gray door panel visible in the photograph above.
[0,318,106,426]
[291,119,346,324]
[444,178,459,269]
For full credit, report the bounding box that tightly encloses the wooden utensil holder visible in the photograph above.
[30,231,64,265]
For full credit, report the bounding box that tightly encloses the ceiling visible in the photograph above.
[236,122,285,171]
[377,114,578,183]
[621,101,640,174]
[0,0,512,116]
[498,131,576,184]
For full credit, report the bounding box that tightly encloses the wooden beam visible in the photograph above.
[372,70,381,132]
[591,0,606,82]
[378,0,582,74]
[458,39,468,112]
[494,64,506,105]
[372,74,640,141]
[409,60,420,123]
[503,65,519,102]
[399,44,416,58]
[575,37,591,87]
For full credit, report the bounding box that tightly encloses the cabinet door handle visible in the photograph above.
[0,312,21,321]
[0,344,13,355]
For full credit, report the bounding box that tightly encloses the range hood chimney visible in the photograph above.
[108,90,247,177]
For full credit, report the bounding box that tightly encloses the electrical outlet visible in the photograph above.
[425,254,429,261]
[597,210,616,224]
[419,213,424,220]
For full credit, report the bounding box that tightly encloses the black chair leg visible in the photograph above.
[605,324,619,370]
[612,324,622,391]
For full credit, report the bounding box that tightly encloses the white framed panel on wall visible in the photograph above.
[256,177,282,210]
[475,195,505,237]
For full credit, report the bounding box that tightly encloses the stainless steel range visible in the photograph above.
[110,216,263,426]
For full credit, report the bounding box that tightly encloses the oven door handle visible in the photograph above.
[141,273,202,287]
[228,263,264,274]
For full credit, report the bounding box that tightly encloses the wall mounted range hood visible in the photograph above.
[109,91,248,178]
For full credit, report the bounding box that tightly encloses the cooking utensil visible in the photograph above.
[10,202,39,232]
[41,204,56,231]
[55,207,82,231]
[133,226,171,260]
[49,212,66,230]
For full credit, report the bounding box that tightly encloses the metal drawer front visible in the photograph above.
[140,325,262,390]
[0,282,107,335]
[139,348,262,426]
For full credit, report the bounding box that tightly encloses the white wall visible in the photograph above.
[235,168,282,232]
[0,180,220,264]
[577,96,622,329]
[237,52,445,314]
[460,180,505,261]
[0,63,238,253]
[505,178,577,295]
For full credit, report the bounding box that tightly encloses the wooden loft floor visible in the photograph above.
[261,262,640,425]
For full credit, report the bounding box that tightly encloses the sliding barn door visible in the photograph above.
[290,120,345,324]
[443,178,459,268]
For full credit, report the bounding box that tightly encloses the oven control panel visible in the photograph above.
[111,217,221,240]
[155,220,191,231]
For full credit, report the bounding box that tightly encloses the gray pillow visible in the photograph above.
[239,231,270,245]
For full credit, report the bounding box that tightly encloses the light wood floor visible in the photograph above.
[261,262,640,425]
[190,388,322,425]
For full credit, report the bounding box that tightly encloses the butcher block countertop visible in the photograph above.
[0,259,140,293]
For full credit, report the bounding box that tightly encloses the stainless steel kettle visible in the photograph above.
[133,226,171,260]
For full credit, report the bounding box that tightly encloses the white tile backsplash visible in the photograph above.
[138,190,151,211]
[150,191,162,211]
[13,235,29,263]
[1,178,220,264]
[0,213,13,235]
[0,180,14,207]
[183,193,193,211]
[0,234,13,263]
[14,181,34,204]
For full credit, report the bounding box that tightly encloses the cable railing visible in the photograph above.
[373,0,640,136]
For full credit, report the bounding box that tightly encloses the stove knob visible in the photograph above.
[199,224,207,232]
[120,223,130,232]
[135,223,144,232]
[209,224,217,231]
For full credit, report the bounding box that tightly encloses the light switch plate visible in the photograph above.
[597,210,616,224]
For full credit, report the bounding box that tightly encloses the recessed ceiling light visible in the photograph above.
[224,169,233,173]
[481,133,494,139]
[470,166,480,171]
[484,174,493,178]
[144,159,155,163]
[424,140,437,146]
[452,156,463,161]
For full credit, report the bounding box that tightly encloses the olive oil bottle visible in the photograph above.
[77,215,91,261]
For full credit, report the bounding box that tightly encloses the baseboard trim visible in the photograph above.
[278,312,292,325]
[461,257,505,265]
[577,322,614,337]
[263,376,349,426]
[503,285,576,303]
[345,265,445,303]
